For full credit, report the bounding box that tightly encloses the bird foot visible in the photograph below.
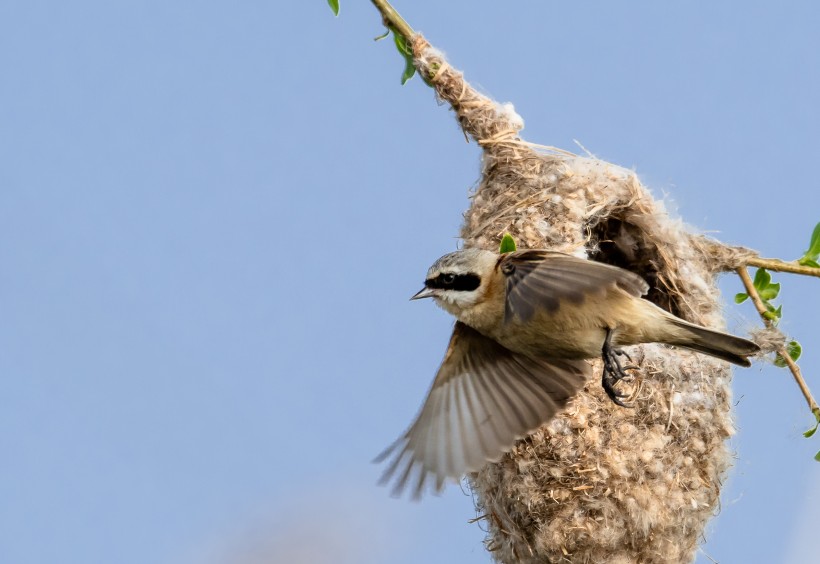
[601,330,638,408]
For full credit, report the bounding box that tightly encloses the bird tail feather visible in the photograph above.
[665,319,760,367]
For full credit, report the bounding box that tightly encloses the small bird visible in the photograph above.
[376,248,760,498]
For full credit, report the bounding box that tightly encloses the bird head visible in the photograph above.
[411,248,497,317]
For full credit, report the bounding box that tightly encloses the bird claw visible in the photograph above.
[614,349,633,363]
[602,365,633,408]
[601,329,638,408]
[603,380,633,408]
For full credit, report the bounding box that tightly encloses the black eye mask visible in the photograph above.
[425,273,481,291]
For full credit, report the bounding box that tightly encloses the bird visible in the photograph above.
[376,247,760,498]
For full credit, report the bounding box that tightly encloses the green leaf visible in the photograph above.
[393,31,411,56]
[815,450,820,462]
[752,268,771,291]
[762,303,781,323]
[798,257,820,268]
[734,293,749,304]
[373,29,390,41]
[393,32,416,84]
[804,410,819,438]
[327,0,339,16]
[803,221,820,260]
[788,339,801,360]
[499,233,517,254]
[400,58,416,84]
[774,340,802,367]
[393,32,408,54]
[758,282,780,301]
[762,302,781,321]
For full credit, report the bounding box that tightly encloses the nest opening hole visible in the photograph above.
[586,216,683,318]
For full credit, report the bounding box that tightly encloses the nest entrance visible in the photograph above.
[586,215,683,318]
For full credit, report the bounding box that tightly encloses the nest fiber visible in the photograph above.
[413,35,737,563]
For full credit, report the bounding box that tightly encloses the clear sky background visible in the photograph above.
[2,1,819,563]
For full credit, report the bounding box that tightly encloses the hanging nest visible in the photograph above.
[413,36,742,564]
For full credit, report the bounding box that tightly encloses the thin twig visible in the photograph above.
[744,256,820,278]
[736,267,820,416]
[370,0,414,39]
[696,237,820,278]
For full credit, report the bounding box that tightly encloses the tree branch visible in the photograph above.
[745,256,820,278]
[370,0,414,39]
[736,266,820,416]
[696,237,820,279]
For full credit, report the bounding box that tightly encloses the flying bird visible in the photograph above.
[376,248,759,498]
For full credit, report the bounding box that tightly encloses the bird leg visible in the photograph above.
[601,328,638,408]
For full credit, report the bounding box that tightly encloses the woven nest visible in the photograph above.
[413,36,737,564]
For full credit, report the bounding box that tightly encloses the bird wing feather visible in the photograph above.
[375,321,589,499]
[501,250,649,323]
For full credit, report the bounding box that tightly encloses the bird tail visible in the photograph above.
[665,318,760,367]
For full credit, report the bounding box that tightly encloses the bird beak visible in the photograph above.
[410,287,437,300]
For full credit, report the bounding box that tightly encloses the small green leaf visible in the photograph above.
[762,302,781,321]
[499,233,517,254]
[393,32,411,56]
[374,29,390,41]
[798,222,820,265]
[758,282,780,301]
[762,302,781,323]
[393,32,416,84]
[734,293,749,304]
[798,257,820,268]
[400,58,416,84]
[789,340,802,360]
[804,221,820,259]
[774,340,801,367]
[752,268,771,291]
[804,410,819,437]
[815,450,820,462]
[327,0,339,16]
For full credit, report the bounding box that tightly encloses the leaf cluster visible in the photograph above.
[735,268,781,317]
[735,268,802,367]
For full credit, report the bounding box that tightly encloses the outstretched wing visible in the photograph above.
[375,321,589,499]
[500,250,649,323]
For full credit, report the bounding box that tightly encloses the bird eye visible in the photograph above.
[442,273,455,285]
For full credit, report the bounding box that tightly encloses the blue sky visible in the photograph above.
[1,1,818,563]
